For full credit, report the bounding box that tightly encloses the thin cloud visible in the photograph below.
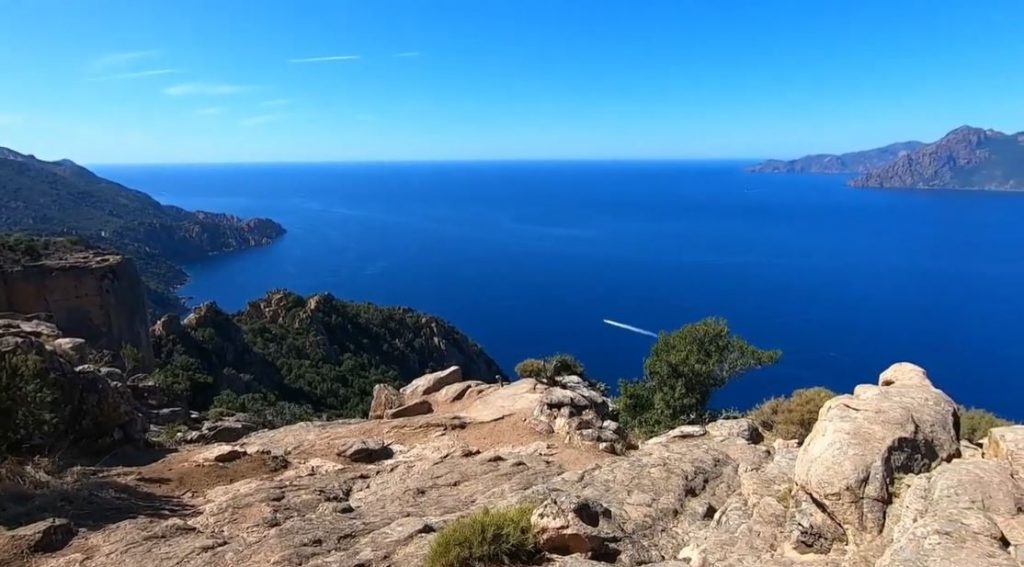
[261,98,291,107]
[87,68,182,82]
[163,82,251,96]
[288,55,360,63]
[393,51,421,57]
[90,50,161,70]
[194,106,225,116]
[240,113,284,127]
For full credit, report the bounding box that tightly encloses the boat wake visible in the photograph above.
[603,319,658,338]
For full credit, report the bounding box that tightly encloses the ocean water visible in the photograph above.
[94,161,1024,419]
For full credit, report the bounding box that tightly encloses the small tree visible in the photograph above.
[958,407,1012,443]
[618,317,780,436]
[514,353,585,383]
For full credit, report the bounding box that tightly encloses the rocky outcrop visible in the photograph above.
[850,125,1024,190]
[11,363,1024,567]
[400,365,464,399]
[530,374,627,455]
[0,251,153,367]
[0,317,148,450]
[791,363,959,548]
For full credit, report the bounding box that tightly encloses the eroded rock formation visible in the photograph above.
[0,251,153,367]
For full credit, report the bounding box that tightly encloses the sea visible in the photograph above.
[94,161,1024,419]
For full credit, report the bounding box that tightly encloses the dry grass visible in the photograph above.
[425,504,537,567]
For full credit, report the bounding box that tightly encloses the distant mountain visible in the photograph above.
[849,126,1024,190]
[0,146,285,312]
[748,141,924,174]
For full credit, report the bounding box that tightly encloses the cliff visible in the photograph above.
[0,237,153,366]
[0,146,285,312]
[850,125,1024,190]
[748,141,924,174]
[5,362,1024,567]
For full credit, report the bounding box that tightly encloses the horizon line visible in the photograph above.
[85,157,766,167]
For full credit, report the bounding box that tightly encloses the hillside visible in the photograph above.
[850,125,1024,190]
[149,289,505,421]
[0,147,285,312]
[747,141,924,174]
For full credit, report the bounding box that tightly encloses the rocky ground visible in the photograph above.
[2,354,1023,566]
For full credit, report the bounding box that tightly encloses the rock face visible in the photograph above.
[849,125,1024,190]
[792,362,959,547]
[0,251,153,367]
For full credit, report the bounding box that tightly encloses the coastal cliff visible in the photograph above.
[0,237,153,366]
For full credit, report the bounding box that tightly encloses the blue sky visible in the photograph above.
[1,0,1022,163]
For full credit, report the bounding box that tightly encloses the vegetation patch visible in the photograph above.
[748,387,836,442]
[958,407,1012,443]
[425,504,537,567]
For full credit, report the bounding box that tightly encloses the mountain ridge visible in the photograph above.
[0,146,285,313]
[747,140,924,174]
[849,125,1024,190]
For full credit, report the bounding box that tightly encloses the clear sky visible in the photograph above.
[1,0,1023,163]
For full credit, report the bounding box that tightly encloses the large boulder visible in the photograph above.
[791,363,959,550]
[531,492,625,560]
[384,399,433,419]
[984,426,1024,479]
[368,383,403,419]
[399,366,463,399]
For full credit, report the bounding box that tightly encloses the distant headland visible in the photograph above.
[749,125,1024,191]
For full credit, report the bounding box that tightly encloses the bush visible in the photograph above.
[515,353,584,381]
[0,352,60,452]
[748,387,835,442]
[959,407,1012,443]
[618,317,780,436]
[425,505,537,567]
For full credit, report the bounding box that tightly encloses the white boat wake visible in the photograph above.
[603,319,658,338]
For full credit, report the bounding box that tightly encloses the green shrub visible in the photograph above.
[0,352,60,452]
[120,343,142,375]
[618,317,780,437]
[514,358,547,380]
[748,387,835,442]
[425,505,537,567]
[959,407,1012,443]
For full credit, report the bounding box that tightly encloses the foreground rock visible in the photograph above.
[10,363,1024,567]
[791,362,959,549]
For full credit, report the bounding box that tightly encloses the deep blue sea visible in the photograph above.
[94,161,1024,419]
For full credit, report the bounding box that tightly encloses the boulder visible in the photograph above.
[984,426,1024,479]
[337,438,393,463]
[0,518,76,556]
[705,418,763,444]
[51,337,87,364]
[368,383,403,419]
[400,366,463,399]
[434,380,484,403]
[385,399,433,419]
[791,363,959,548]
[193,446,248,464]
[181,419,257,444]
[531,375,625,454]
